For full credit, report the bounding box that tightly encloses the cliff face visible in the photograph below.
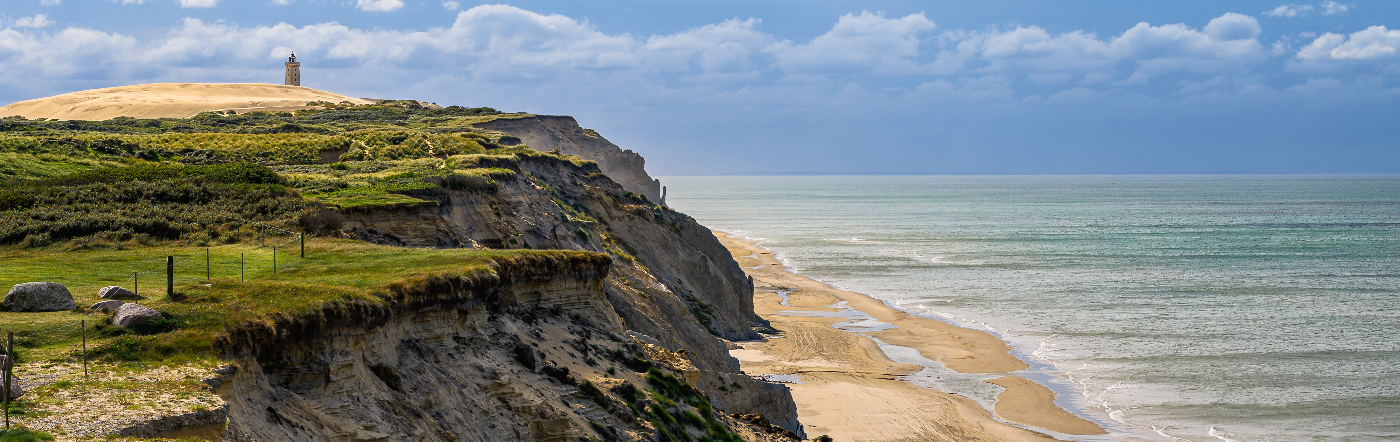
[476,116,664,204]
[214,254,798,442]
[327,154,798,436]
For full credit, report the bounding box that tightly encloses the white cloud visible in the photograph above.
[1296,26,1400,61]
[12,15,54,28]
[179,0,218,7]
[769,11,937,74]
[271,0,292,4]
[933,13,1265,84]
[644,18,772,76]
[1320,1,1352,15]
[41,0,61,5]
[1265,4,1312,17]
[1265,2,1351,17]
[0,26,138,78]
[0,5,1382,107]
[443,1,459,11]
[356,0,403,12]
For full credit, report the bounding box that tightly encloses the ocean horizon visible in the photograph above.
[662,174,1400,442]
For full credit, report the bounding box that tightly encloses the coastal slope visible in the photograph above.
[0,92,800,440]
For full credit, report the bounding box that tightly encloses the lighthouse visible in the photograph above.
[284,53,301,86]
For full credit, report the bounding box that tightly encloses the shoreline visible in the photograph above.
[716,231,1108,441]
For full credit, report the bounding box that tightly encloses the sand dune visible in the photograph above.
[0,83,375,121]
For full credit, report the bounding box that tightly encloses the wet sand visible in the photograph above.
[717,232,1105,440]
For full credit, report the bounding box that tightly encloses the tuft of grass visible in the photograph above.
[0,428,55,442]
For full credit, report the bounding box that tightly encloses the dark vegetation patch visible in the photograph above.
[0,163,317,246]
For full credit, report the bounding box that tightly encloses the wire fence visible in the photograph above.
[0,222,313,426]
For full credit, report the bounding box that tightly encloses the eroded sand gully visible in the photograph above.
[717,232,1106,441]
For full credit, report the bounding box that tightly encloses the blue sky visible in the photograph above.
[2,1,1397,174]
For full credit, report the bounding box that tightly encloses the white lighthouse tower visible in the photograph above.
[284,53,301,86]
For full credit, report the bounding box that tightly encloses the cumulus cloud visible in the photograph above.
[1320,1,1352,15]
[356,0,403,12]
[41,0,61,5]
[931,13,1265,84]
[12,15,54,28]
[1296,26,1400,62]
[443,1,459,11]
[1264,2,1351,17]
[769,11,937,74]
[1265,4,1313,17]
[644,18,772,76]
[0,5,1379,105]
[179,0,219,7]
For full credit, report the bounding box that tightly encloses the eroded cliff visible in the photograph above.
[213,253,799,442]
[333,153,801,435]
[477,116,664,204]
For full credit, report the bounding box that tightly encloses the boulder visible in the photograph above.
[113,303,163,328]
[0,355,22,399]
[98,286,144,301]
[90,300,125,314]
[3,282,76,312]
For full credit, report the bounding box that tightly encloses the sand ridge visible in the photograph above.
[0,83,375,121]
[717,232,1106,440]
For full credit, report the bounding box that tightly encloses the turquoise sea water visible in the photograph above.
[661,175,1400,442]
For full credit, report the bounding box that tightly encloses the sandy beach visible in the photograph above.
[717,232,1105,441]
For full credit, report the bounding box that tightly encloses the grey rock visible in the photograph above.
[113,303,163,328]
[90,300,125,314]
[3,282,76,312]
[99,286,144,301]
[0,355,22,399]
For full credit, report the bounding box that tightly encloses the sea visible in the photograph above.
[660,175,1400,442]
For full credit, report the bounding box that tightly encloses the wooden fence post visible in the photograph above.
[272,247,277,275]
[300,233,305,259]
[206,247,211,281]
[240,253,245,282]
[133,272,139,300]
[166,255,174,299]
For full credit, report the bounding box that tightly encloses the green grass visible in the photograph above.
[0,428,54,442]
[0,152,118,180]
[313,193,432,209]
[0,101,525,166]
[0,239,586,363]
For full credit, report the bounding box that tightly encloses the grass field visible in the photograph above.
[0,102,602,364]
[0,239,580,364]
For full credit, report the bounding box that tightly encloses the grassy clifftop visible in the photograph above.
[0,100,612,364]
[0,101,603,247]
